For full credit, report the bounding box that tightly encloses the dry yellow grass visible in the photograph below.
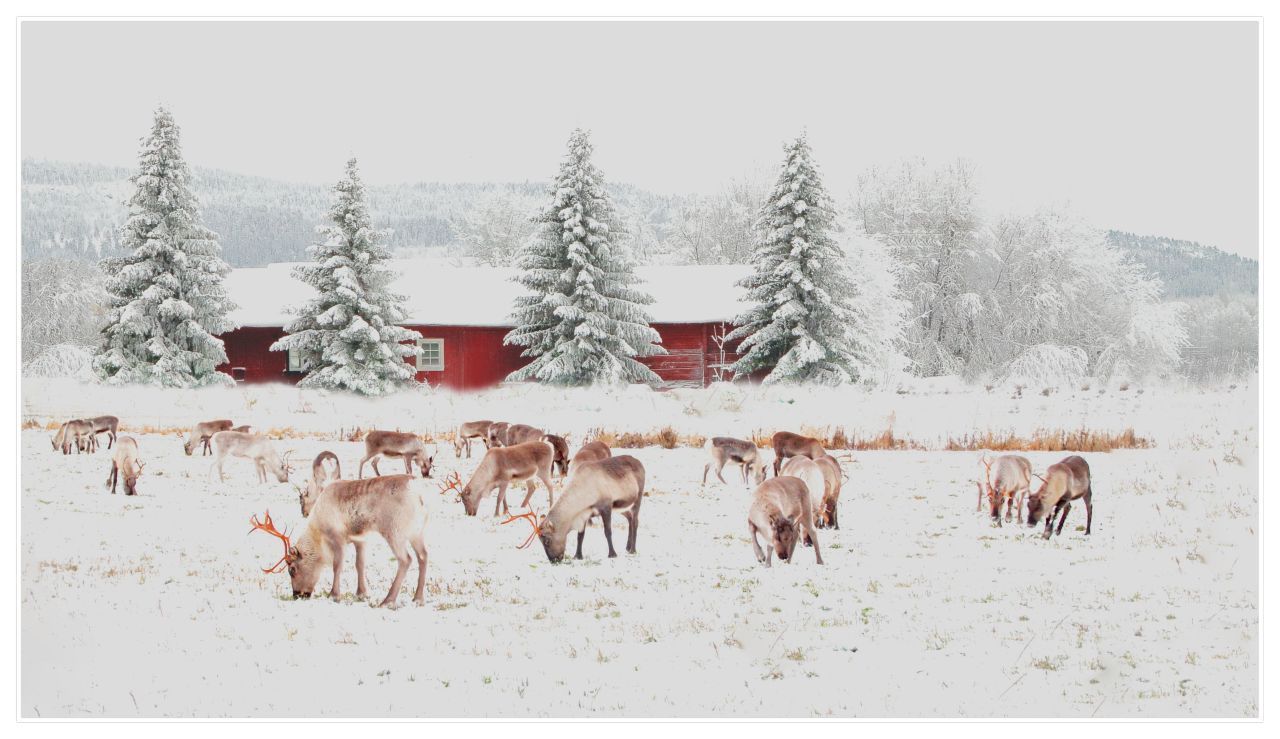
[944,427,1152,452]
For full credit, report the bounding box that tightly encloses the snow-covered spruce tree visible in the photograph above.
[504,129,665,385]
[93,107,237,387]
[270,158,421,395]
[726,134,870,385]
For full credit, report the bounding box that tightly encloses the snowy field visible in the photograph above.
[19,379,1259,717]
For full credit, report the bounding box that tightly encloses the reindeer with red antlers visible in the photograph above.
[976,452,1033,525]
[249,469,430,607]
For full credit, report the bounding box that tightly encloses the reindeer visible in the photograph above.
[85,415,119,450]
[357,430,435,479]
[568,441,611,477]
[977,453,1033,525]
[485,422,511,448]
[813,455,843,529]
[459,440,556,517]
[780,455,828,543]
[453,420,493,459]
[105,436,144,495]
[505,424,545,446]
[748,476,824,567]
[54,419,95,455]
[183,420,235,456]
[506,455,645,563]
[248,474,430,607]
[543,434,571,477]
[702,436,767,487]
[298,451,342,517]
[771,431,827,476]
[209,431,293,483]
[1026,455,1094,539]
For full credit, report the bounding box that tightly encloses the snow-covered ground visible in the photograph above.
[19,379,1258,717]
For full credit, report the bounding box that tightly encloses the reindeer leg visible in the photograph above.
[518,479,537,509]
[108,463,117,494]
[626,496,642,555]
[750,524,767,564]
[599,505,617,558]
[1056,501,1072,536]
[411,536,429,606]
[379,538,413,608]
[1084,488,1093,536]
[540,470,555,507]
[372,457,382,477]
[404,456,412,475]
[494,481,510,517]
[329,537,345,601]
[574,530,586,560]
[354,541,369,600]
[805,520,824,565]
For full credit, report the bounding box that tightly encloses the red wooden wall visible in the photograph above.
[218,321,743,390]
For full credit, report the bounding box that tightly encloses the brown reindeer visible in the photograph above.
[249,474,430,607]
[105,436,144,495]
[85,415,119,450]
[978,453,1033,525]
[1026,455,1094,539]
[771,431,827,476]
[357,430,435,479]
[54,419,96,455]
[505,424,545,446]
[298,451,342,517]
[780,455,828,544]
[543,434,571,477]
[508,455,645,563]
[813,455,843,529]
[485,422,511,448]
[748,476,824,567]
[703,436,767,486]
[568,441,611,477]
[453,420,493,459]
[459,440,556,517]
[184,419,234,456]
[209,431,293,483]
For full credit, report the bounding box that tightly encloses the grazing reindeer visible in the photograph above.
[184,420,234,456]
[85,415,119,450]
[459,440,556,517]
[813,455,843,529]
[1026,455,1094,539]
[748,477,824,567]
[209,431,293,483]
[453,420,493,459]
[248,474,430,607]
[105,436,144,495]
[568,441,611,477]
[298,451,342,516]
[357,431,434,479]
[771,431,827,476]
[780,456,828,543]
[543,434,571,477]
[702,436,767,486]
[54,419,95,455]
[978,453,1033,525]
[505,424,545,446]
[485,422,511,448]
[508,455,646,563]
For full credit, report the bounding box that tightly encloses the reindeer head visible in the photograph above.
[270,450,295,484]
[1025,473,1051,526]
[771,514,799,562]
[182,435,194,456]
[416,447,434,478]
[750,458,768,485]
[502,509,557,562]
[123,460,144,496]
[249,510,316,599]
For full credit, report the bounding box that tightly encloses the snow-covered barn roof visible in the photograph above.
[224,259,752,328]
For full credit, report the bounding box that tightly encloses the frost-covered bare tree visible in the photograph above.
[856,158,982,375]
[21,258,108,370]
[668,176,764,265]
[1179,294,1258,380]
[446,189,539,267]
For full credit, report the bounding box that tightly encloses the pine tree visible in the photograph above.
[93,107,237,387]
[504,129,665,385]
[269,158,421,395]
[727,133,867,385]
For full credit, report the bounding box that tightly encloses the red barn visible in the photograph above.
[218,260,751,390]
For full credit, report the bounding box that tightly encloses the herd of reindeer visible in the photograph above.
[44,415,1097,608]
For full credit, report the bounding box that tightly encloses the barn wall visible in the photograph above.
[219,321,745,390]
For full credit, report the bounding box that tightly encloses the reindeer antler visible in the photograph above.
[438,471,463,498]
[500,509,543,550]
[248,509,293,573]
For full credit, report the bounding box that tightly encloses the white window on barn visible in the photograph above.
[286,348,305,372]
[416,338,445,372]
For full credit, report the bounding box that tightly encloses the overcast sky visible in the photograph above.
[21,20,1259,257]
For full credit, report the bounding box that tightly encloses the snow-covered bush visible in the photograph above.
[92,107,237,388]
[505,129,666,385]
[21,258,107,363]
[22,343,95,380]
[270,158,422,395]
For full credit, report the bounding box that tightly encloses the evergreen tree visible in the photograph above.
[504,129,665,385]
[93,107,237,387]
[727,133,867,385]
[270,158,421,395]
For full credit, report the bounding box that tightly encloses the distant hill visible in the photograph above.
[21,159,682,267]
[1107,230,1257,298]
